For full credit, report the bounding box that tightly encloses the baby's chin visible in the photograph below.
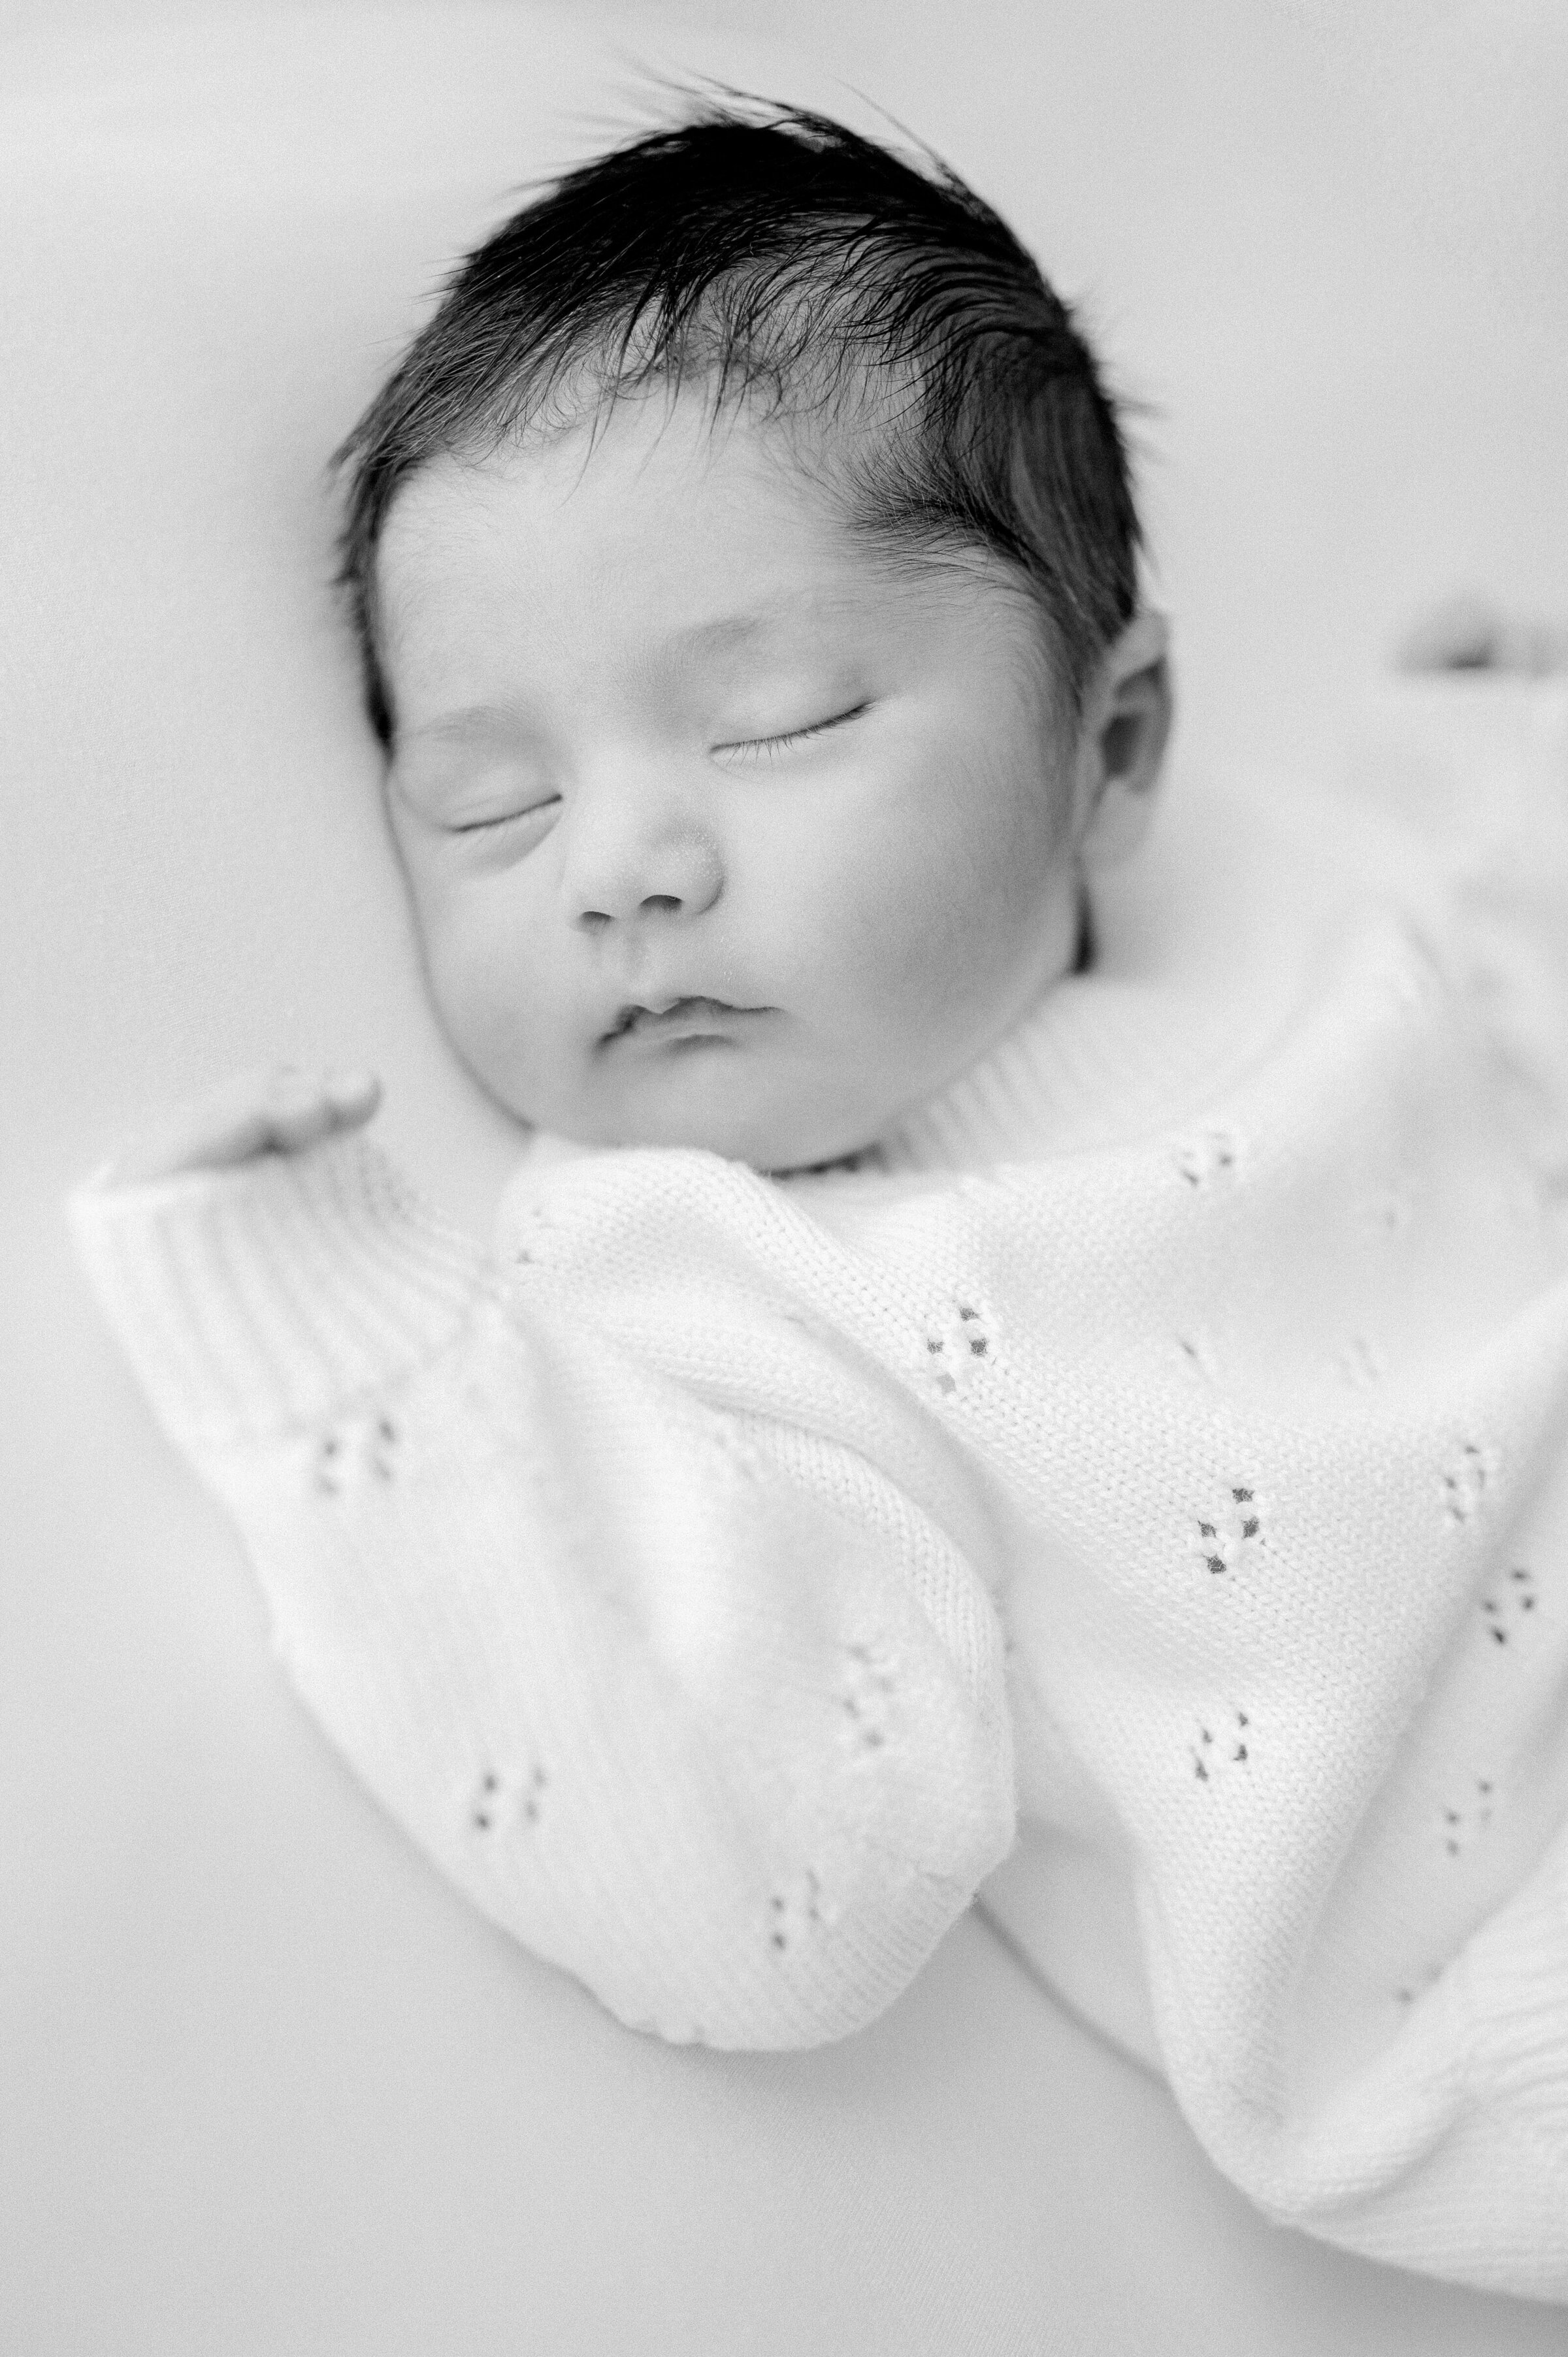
[508,1050,889,1174]
[580,1097,881,1176]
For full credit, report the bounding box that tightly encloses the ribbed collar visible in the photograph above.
[870,965,1255,1173]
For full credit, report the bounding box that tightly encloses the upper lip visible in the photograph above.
[599,996,765,1043]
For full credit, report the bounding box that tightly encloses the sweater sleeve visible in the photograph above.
[67,1135,1016,2051]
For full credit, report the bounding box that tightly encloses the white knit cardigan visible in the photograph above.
[71,684,1568,2298]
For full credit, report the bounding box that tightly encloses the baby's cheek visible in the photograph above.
[830,793,1052,1037]
[857,869,972,1016]
[423,894,555,1106]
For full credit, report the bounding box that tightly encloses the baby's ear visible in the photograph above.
[1076,611,1173,873]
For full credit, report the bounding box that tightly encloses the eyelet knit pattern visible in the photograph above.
[67,683,1568,2298]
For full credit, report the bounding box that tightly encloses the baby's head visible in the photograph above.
[337,103,1169,1171]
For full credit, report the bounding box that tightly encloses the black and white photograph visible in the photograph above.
[3,0,1566,2347]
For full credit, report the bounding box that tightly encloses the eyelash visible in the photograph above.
[453,798,559,836]
[717,702,870,760]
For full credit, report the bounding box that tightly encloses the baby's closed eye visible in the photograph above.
[711,700,872,764]
[391,729,561,839]
[449,795,562,837]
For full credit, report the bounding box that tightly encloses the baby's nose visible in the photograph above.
[564,811,723,931]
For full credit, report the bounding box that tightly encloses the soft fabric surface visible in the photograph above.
[68,723,1568,2288]
[5,5,1567,2348]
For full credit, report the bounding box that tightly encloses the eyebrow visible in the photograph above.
[400,601,839,746]
[400,706,519,748]
[661,608,786,655]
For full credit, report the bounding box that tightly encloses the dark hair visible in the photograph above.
[334,97,1141,747]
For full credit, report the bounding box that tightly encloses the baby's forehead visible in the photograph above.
[375,404,1004,663]
[382,385,871,545]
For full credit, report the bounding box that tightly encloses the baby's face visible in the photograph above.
[378,396,1090,1169]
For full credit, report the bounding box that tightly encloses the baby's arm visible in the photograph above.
[69,1089,1015,2050]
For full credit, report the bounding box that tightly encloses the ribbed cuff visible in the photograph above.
[66,1133,487,1450]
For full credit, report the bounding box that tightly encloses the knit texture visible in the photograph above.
[69,680,1568,2297]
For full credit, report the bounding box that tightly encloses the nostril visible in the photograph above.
[576,898,683,929]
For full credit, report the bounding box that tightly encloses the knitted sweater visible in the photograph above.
[70,681,1568,2298]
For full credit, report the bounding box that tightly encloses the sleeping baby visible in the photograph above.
[69,103,1568,2298]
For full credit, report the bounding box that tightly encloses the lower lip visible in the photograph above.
[611,1001,769,1047]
